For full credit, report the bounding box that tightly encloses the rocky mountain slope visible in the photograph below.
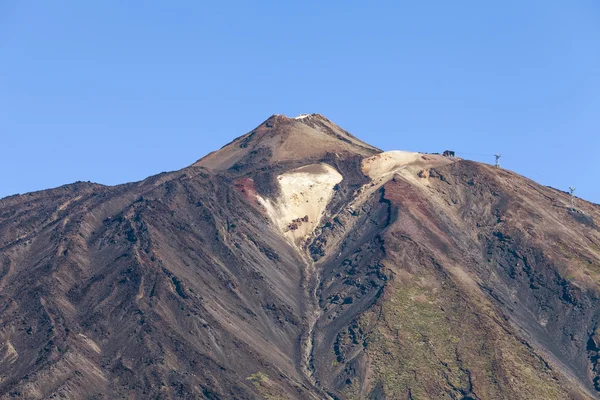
[0,114,599,399]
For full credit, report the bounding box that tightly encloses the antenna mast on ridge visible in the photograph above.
[569,186,576,208]
[494,154,501,168]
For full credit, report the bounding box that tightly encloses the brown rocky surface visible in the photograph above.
[0,114,599,399]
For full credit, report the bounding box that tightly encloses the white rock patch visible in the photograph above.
[0,339,18,364]
[258,163,342,246]
[78,333,102,354]
[361,150,423,180]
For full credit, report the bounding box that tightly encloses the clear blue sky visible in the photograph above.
[1,1,599,203]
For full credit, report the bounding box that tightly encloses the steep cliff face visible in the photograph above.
[0,114,599,399]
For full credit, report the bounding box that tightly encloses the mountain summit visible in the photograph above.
[0,115,599,399]
[194,114,380,171]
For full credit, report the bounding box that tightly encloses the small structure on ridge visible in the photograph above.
[443,150,455,157]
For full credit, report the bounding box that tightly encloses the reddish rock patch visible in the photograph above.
[234,177,258,201]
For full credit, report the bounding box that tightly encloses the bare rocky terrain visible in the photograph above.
[1,114,599,399]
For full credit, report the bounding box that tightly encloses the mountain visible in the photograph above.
[0,114,599,399]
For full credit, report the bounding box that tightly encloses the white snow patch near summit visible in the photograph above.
[294,114,312,119]
[258,163,342,246]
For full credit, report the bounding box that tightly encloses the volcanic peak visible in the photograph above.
[193,114,380,171]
